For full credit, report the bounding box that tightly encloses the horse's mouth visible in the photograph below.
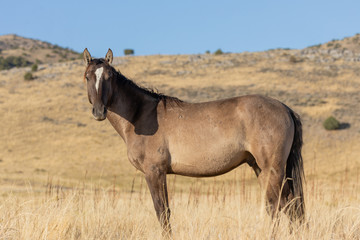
[93,115,106,121]
[92,106,107,121]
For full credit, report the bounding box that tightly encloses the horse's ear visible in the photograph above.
[83,48,92,65]
[105,48,113,64]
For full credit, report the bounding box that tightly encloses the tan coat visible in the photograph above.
[83,49,305,235]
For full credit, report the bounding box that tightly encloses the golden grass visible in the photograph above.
[0,173,359,240]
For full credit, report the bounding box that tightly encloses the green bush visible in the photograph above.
[309,43,321,48]
[214,49,223,55]
[24,72,34,81]
[31,64,38,72]
[124,49,134,55]
[323,116,340,130]
[0,56,31,70]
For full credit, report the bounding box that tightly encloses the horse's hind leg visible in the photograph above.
[248,155,280,217]
[247,160,282,218]
[256,165,294,219]
[247,149,289,218]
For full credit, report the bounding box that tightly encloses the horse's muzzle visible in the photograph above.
[92,105,107,121]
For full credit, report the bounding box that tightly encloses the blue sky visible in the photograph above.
[1,0,360,57]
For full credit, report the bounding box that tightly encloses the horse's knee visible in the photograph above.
[265,179,301,220]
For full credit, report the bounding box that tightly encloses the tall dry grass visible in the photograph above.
[0,173,359,240]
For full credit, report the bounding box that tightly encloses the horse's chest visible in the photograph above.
[127,149,145,172]
[126,142,168,173]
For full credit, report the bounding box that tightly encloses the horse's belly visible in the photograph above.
[169,145,248,177]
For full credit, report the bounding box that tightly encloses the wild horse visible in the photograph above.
[82,48,305,234]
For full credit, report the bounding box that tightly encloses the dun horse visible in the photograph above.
[82,48,305,234]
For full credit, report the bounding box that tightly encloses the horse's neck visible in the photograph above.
[106,77,159,143]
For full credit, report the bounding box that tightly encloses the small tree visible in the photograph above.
[214,49,223,55]
[124,49,134,56]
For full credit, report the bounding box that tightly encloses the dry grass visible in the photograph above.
[0,173,359,240]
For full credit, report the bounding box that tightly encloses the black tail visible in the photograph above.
[286,108,305,221]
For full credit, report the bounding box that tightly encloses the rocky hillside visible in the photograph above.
[297,34,360,62]
[0,34,80,70]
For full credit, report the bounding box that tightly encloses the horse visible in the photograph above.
[82,48,305,235]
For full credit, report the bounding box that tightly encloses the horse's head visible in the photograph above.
[83,48,114,121]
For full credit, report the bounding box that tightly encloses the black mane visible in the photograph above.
[112,65,183,107]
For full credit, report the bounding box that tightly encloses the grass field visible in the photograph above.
[0,173,359,239]
[1,45,360,239]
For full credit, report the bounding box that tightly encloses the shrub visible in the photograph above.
[323,116,340,130]
[24,72,34,81]
[124,49,134,55]
[334,43,341,49]
[214,49,223,55]
[289,55,303,63]
[309,43,321,48]
[0,56,31,70]
[31,64,38,72]
[289,56,297,63]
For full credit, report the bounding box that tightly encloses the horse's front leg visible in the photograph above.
[145,165,171,236]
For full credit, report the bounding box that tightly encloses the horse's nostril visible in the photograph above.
[92,108,95,115]
[104,107,107,115]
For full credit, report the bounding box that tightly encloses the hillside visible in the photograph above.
[0,34,360,193]
[0,34,80,70]
[298,34,360,62]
